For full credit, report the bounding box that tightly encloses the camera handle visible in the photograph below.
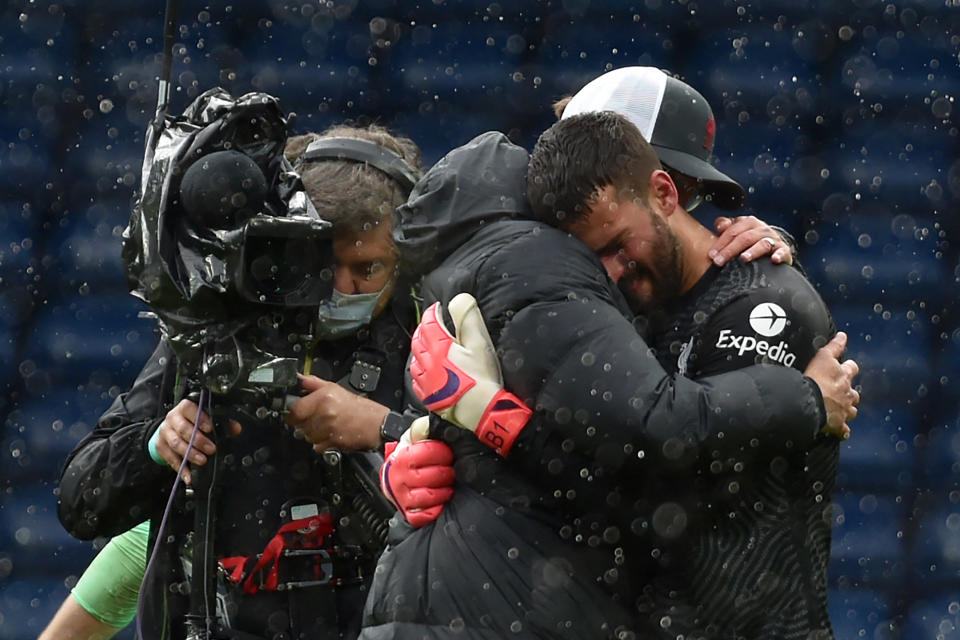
[184,392,224,640]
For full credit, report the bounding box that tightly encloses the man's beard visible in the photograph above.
[619,217,684,315]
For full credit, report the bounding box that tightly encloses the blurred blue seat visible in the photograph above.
[831,303,932,348]
[533,21,672,96]
[933,333,960,427]
[0,200,37,285]
[912,497,960,590]
[2,386,116,482]
[246,12,369,67]
[918,413,960,488]
[828,305,934,404]
[245,56,376,115]
[0,486,97,577]
[903,592,960,639]
[836,404,917,491]
[0,12,75,100]
[0,326,18,402]
[386,22,534,114]
[63,129,145,195]
[0,143,54,200]
[830,491,904,588]
[46,215,130,299]
[805,213,947,308]
[712,122,829,224]
[830,122,954,207]
[0,285,34,331]
[0,98,62,148]
[75,15,174,77]
[827,587,897,640]
[23,293,156,389]
[5,5,77,57]
[684,25,822,122]
[0,577,74,640]
[689,0,820,24]
[839,34,960,111]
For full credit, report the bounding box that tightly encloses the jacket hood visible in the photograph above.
[394,131,530,278]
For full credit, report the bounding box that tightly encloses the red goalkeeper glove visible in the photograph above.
[380,417,455,528]
[409,293,532,456]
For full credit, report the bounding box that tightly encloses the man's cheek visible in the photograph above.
[600,254,626,282]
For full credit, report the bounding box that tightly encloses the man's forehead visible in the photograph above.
[334,223,394,253]
[588,185,648,218]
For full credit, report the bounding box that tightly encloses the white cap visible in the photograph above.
[561,66,745,210]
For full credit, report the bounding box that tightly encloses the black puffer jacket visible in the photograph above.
[360,132,827,639]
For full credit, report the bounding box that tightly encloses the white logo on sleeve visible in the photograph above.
[715,301,797,368]
[749,302,788,337]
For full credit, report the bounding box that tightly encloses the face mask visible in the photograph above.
[315,287,385,340]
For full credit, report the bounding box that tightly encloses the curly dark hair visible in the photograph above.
[285,124,422,234]
[527,111,662,229]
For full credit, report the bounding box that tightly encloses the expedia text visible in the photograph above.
[716,329,797,367]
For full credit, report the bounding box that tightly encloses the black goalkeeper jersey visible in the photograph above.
[645,258,838,640]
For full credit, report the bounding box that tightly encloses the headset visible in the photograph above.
[299,136,419,194]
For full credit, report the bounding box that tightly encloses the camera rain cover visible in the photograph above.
[122,87,334,382]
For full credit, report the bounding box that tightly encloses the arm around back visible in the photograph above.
[470,231,825,476]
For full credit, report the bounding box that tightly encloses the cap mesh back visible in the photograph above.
[561,67,667,142]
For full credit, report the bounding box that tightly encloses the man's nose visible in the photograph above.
[333,265,356,294]
[600,254,626,283]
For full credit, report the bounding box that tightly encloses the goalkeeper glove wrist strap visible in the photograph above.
[473,390,532,457]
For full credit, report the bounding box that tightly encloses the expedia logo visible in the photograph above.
[748,302,788,337]
[716,302,797,367]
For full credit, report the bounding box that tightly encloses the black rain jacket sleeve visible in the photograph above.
[58,340,175,540]
[467,226,826,485]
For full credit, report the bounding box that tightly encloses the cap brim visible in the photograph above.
[654,145,746,210]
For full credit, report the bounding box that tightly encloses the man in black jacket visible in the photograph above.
[526,104,846,638]
[361,109,858,639]
[57,124,423,640]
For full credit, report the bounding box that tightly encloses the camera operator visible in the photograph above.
[57,124,422,640]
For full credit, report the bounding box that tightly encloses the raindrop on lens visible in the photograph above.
[924,180,943,200]
[932,96,952,119]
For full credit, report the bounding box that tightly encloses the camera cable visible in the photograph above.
[136,388,210,639]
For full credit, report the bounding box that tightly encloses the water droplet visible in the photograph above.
[924,180,944,200]
[932,96,953,119]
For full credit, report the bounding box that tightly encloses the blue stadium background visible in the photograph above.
[0,0,958,637]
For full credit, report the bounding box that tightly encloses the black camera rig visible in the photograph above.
[123,2,403,638]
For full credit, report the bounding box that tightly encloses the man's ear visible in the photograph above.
[649,169,679,217]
